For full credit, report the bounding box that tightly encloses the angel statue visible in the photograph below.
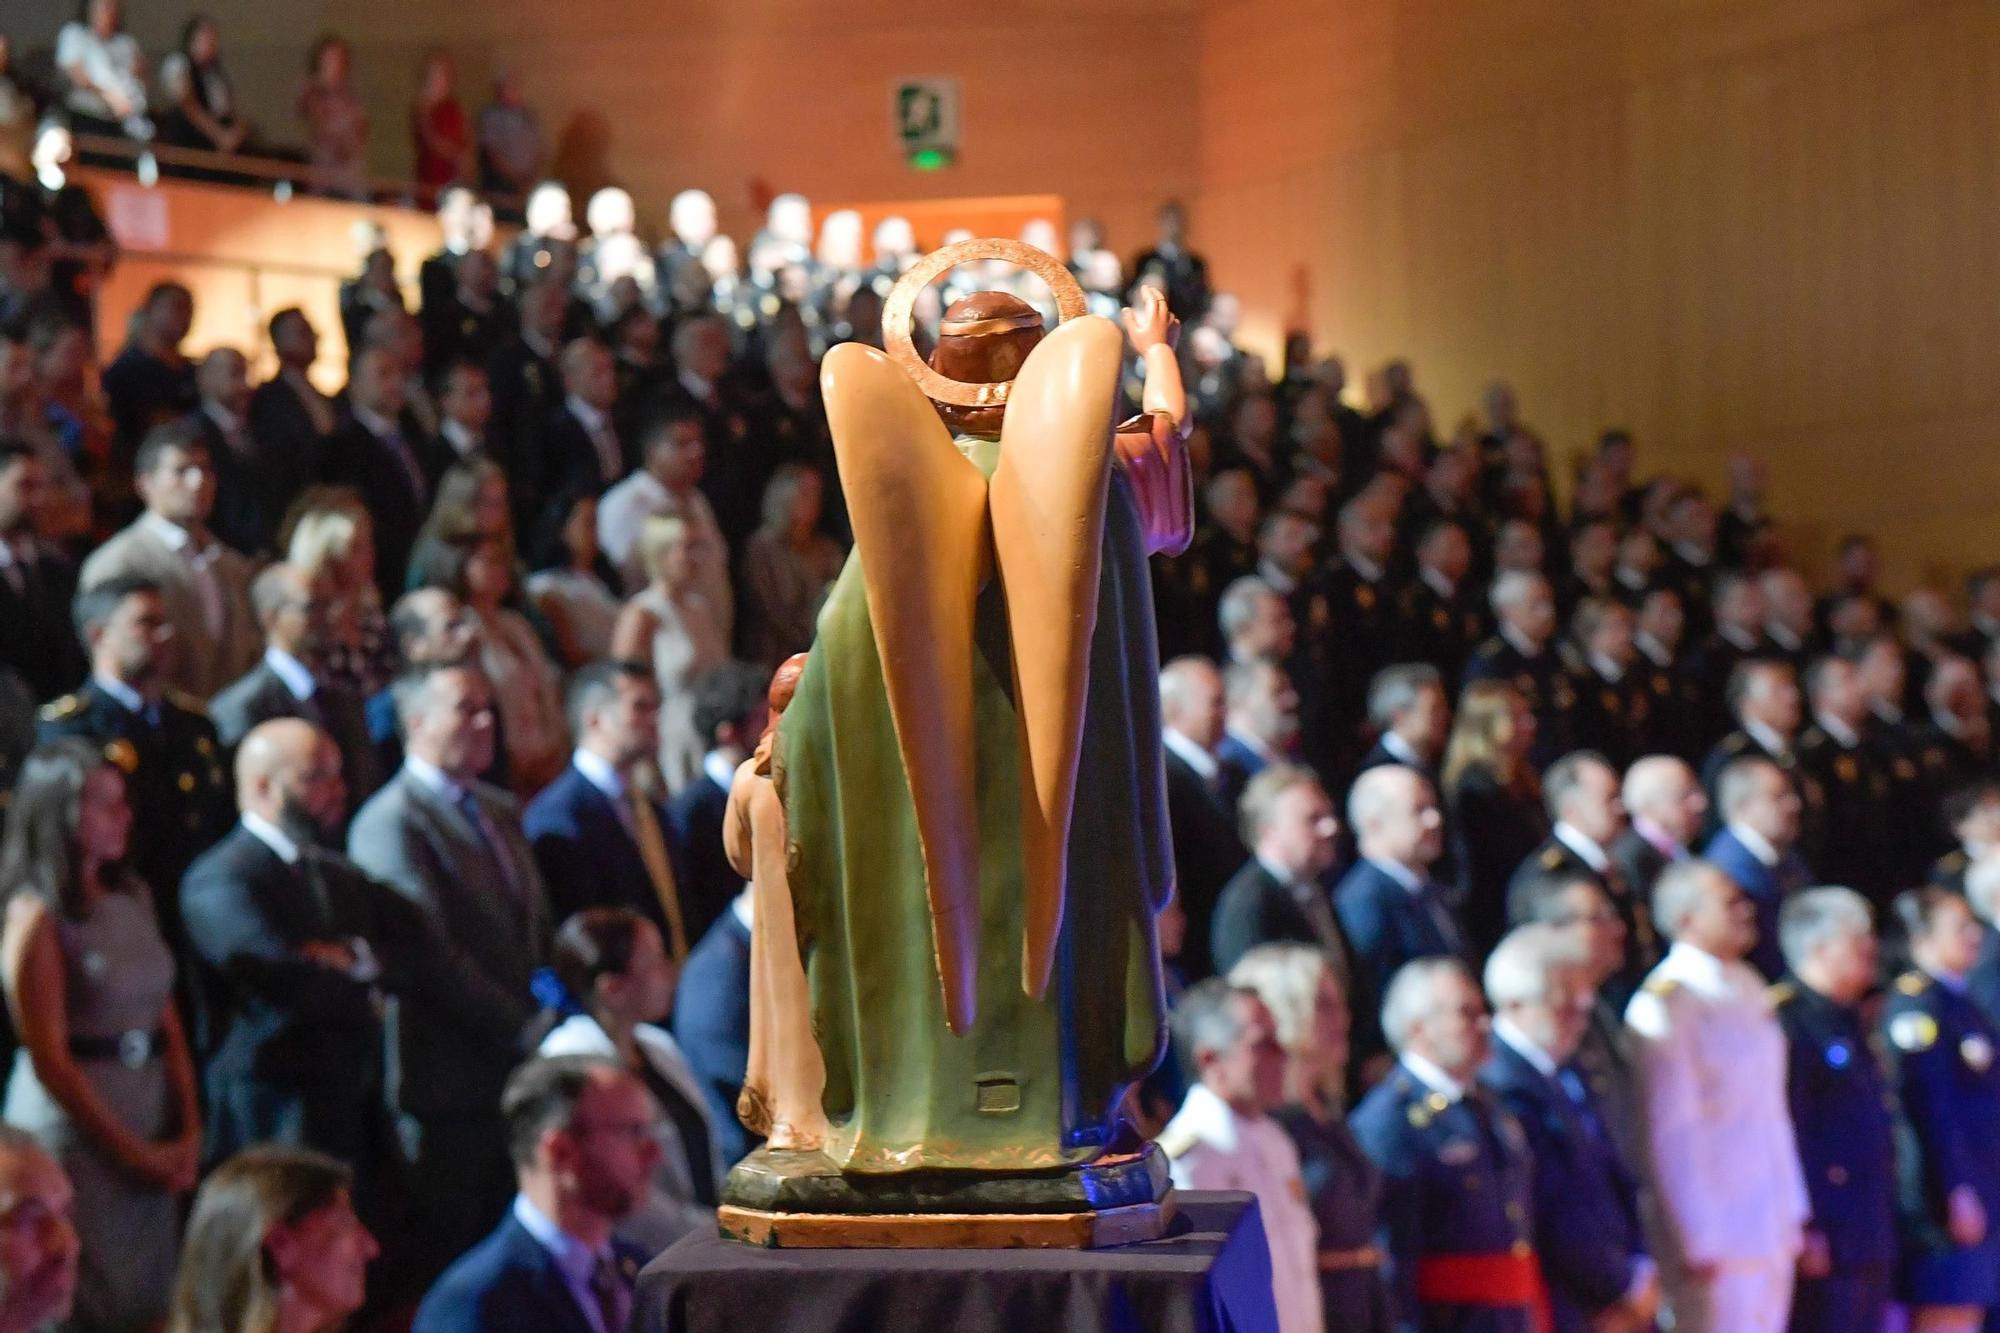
[722,238,1193,1246]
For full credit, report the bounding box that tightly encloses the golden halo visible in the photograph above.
[881,238,1089,409]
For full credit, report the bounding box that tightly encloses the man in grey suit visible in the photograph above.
[78,421,261,699]
[347,661,550,1288]
[210,563,384,812]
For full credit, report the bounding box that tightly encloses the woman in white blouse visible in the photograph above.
[610,516,727,794]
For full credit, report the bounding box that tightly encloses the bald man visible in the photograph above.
[1335,764,1464,1005]
[178,718,416,1195]
[0,1128,78,1333]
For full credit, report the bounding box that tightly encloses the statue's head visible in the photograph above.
[769,652,809,718]
[929,291,1044,436]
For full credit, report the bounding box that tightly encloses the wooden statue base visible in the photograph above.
[717,1196,1174,1250]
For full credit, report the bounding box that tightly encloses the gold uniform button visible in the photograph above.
[177,772,196,793]
[1511,1240,1532,1257]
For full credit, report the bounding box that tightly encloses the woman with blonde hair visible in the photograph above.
[1228,943,1389,1332]
[611,515,727,793]
[405,457,513,592]
[284,486,395,697]
[1441,680,1548,956]
[169,1145,378,1333]
[427,533,567,798]
[739,464,843,668]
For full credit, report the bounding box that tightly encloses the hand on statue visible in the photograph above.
[1121,287,1179,354]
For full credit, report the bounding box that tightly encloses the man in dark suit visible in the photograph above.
[1211,764,1345,975]
[193,347,302,560]
[1355,662,1449,788]
[485,280,568,532]
[210,563,382,811]
[348,663,549,1287]
[531,338,628,541]
[421,248,510,384]
[1700,658,1807,814]
[1127,199,1211,322]
[0,439,85,701]
[178,720,413,1205]
[413,1056,655,1333]
[248,309,337,492]
[662,312,764,550]
[1160,657,1249,979]
[1686,572,1769,746]
[319,345,437,602]
[1612,755,1706,912]
[1509,751,1654,999]
[672,888,754,1165]
[1464,570,1574,768]
[525,662,692,949]
[1769,888,1896,1332]
[1481,925,1656,1332]
[1703,755,1810,981]
[1391,520,1485,695]
[38,578,233,945]
[665,663,771,946]
[1335,764,1464,1009]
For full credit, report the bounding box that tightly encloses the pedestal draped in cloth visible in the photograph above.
[777,433,1174,1174]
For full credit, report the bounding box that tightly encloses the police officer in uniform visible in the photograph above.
[1883,889,2000,1330]
[1562,597,1650,771]
[1464,570,1573,769]
[1352,957,1539,1333]
[1769,888,1896,1332]
[37,576,232,950]
[1700,659,1815,833]
[1796,656,1896,905]
[1392,519,1485,687]
[1929,780,2000,896]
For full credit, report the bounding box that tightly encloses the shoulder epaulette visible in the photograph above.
[1643,974,1680,998]
[1895,971,1931,997]
[37,692,85,722]
[1539,845,1565,868]
[1721,733,1751,754]
[165,689,209,717]
[1767,981,1796,1006]
[1155,1124,1198,1159]
[1941,850,1970,873]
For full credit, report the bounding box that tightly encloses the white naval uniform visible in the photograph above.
[1161,1083,1323,1333]
[1625,941,1810,1332]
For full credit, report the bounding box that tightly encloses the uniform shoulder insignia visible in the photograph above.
[1643,975,1680,998]
[1942,850,1970,873]
[1767,981,1796,1006]
[164,689,210,717]
[1721,733,1750,754]
[37,692,85,722]
[1895,971,1931,997]
[1889,1010,1939,1053]
[1539,846,1565,868]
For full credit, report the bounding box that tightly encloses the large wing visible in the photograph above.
[989,315,1122,999]
[820,343,989,1036]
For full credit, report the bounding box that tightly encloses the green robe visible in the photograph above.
[776,433,1173,1174]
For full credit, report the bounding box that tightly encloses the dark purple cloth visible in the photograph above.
[636,1191,1279,1333]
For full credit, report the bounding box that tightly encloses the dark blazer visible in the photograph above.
[1212,860,1377,1062]
[209,658,384,808]
[248,376,332,488]
[1334,858,1464,1004]
[1609,828,1675,916]
[1770,978,1896,1281]
[665,769,741,946]
[178,824,414,1167]
[1480,1037,1646,1332]
[413,1211,647,1333]
[194,409,307,560]
[1164,747,1248,980]
[1702,826,1808,982]
[671,906,753,1165]
[346,767,547,1119]
[318,414,435,603]
[0,540,83,702]
[523,762,690,932]
[1447,765,1549,959]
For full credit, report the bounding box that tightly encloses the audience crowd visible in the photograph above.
[0,48,1999,1332]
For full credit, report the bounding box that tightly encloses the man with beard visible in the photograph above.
[178,720,420,1232]
[415,1058,658,1333]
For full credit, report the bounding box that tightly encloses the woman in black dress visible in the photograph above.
[1229,943,1390,1332]
[1442,681,1550,959]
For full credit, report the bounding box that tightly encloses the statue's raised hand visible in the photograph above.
[1121,286,1179,354]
